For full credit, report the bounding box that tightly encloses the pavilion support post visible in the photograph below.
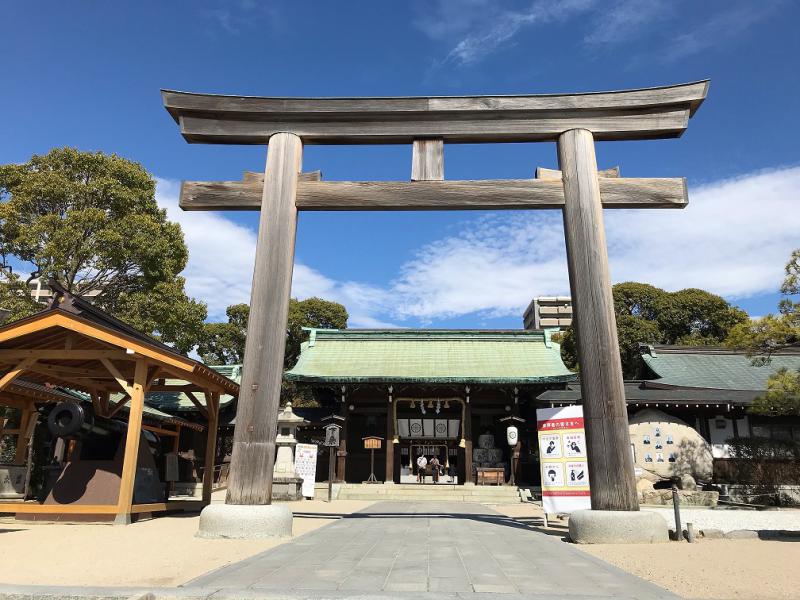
[13,408,34,465]
[558,128,638,512]
[115,359,147,525]
[226,132,302,505]
[202,391,219,505]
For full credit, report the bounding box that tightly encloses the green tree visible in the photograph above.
[200,297,348,407]
[0,272,39,323]
[0,147,205,353]
[559,282,748,378]
[200,297,349,368]
[197,303,249,365]
[726,249,800,415]
[655,288,748,345]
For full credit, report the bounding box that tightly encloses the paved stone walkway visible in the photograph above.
[189,501,678,598]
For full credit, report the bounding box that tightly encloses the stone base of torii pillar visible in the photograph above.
[197,503,292,539]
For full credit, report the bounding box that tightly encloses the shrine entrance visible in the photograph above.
[162,81,708,526]
[404,443,456,484]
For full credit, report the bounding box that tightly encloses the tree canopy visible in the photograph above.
[199,297,348,407]
[0,147,206,353]
[559,282,749,378]
[725,249,800,415]
[198,297,349,368]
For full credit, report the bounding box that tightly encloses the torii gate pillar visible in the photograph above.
[559,129,638,511]
[197,133,301,538]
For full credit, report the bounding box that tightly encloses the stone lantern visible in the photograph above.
[272,401,308,501]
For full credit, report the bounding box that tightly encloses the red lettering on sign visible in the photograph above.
[537,418,585,431]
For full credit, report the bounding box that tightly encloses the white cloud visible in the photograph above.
[421,0,596,67]
[605,166,800,297]
[388,166,800,320]
[155,179,256,319]
[583,0,668,46]
[155,179,393,327]
[416,0,784,69]
[158,165,800,328]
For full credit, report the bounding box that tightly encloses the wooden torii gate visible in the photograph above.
[163,80,708,513]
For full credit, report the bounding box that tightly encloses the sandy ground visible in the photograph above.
[0,492,373,587]
[495,503,800,600]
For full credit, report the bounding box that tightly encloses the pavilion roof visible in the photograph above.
[639,344,800,391]
[0,282,239,398]
[146,365,241,413]
[285,329,575,385]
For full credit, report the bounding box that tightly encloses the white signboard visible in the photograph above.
[295,443,318,499]
[537,405,591,513]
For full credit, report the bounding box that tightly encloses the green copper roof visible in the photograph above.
[146,364,241,413]
[641,345,800,391]
[285,329,575,384]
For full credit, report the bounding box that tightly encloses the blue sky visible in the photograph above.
[3,0,799,328]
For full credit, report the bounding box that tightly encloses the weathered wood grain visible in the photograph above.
[180,176,687,211]
[558,128,638,512]
[411,139,444,181]
[226,133,302,506]
[161,80,708,121]
[177,108,692,144]
[536,166,620,179]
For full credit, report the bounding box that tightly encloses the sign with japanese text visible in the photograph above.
[537,405,590,513]
[324,424,341,447]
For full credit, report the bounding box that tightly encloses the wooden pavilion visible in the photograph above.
[0,283,238,523]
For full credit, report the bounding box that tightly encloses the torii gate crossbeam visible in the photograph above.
[163,81,708,532]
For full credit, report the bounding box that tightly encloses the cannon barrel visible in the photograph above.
[46,402,126,440]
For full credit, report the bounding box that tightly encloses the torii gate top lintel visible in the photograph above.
[161,80,708,145]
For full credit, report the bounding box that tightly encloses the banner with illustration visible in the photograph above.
[295,443,318,499]
[536,405,591,513]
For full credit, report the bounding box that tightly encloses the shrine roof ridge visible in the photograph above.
[162,80,709,145]
[302,328,557,342]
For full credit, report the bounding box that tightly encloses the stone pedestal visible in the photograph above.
[272,476,303,501]
[568,509,668,544]
[197,503,292,539]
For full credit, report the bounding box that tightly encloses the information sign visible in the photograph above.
[536,405,591,513]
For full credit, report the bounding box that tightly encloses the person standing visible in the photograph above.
[416,454,428,483]
[430,455,440,484]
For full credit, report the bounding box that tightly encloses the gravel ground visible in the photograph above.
[642,507,800,533]
[0,492,375,587]
[496,504,800,600]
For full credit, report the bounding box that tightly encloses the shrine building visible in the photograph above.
[284,328,575,485]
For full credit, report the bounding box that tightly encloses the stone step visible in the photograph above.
[337,484,523,503]
[339,493,521,503]
[339,489,518,495]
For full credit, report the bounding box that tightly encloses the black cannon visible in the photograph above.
[39,402,164,506]
[44,402,160,460]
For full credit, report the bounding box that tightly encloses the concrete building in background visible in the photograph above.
[523,296,573,330]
